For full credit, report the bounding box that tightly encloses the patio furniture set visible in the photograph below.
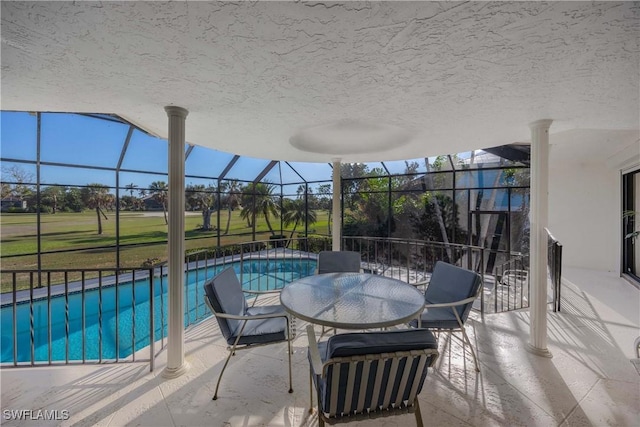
[203,251,482,426]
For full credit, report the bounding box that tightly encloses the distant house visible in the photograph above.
[1,197,27,212]
[142,195,164,211]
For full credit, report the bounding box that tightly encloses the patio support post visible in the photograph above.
[162,106,190,378]
[332,158,341,251]
[528,119,553,358]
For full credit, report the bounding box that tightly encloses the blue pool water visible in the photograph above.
[0,259,316,364]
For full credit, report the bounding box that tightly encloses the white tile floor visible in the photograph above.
[1,268,639,427]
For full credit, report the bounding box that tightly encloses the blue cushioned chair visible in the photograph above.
[306,325,439,426]
[203,267,293,400]
[410,261,483,371]
[316,251,362,274]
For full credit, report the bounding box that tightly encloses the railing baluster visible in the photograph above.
[115,272,119,362]
[98,271,103,363]
[132,269,136,362]
[184,265,190,327]
[82,271,86,363]
[47,271,52,365]
[195,253,200,321]
[160,265,165,350]
[65,272,69,364]
[149,268,155,372]
[12,273,17,366]
[29,271,34,366]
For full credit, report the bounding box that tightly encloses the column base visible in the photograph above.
[526,343,553,358]
[162,361,190,379]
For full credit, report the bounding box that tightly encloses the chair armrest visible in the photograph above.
[243,289,282,295]
[412,279,430,292]
[306,325,324,376]
[424,295,478,309]
[212,310,289,321]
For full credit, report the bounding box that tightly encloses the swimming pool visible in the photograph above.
[0,258,316,364]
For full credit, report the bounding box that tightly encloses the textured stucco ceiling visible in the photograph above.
[1,1,638,162]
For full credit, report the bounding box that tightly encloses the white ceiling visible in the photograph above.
[1,1,638,163]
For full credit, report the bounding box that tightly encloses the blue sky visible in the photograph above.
[0,112,337,193]
[1,111,506,197]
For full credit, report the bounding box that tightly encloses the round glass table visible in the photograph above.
[280,273,425,329]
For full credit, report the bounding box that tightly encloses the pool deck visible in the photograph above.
[1,267,639,426]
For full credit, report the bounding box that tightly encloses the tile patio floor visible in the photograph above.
[1,268,638,426]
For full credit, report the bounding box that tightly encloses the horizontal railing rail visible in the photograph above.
[1,236,521,369]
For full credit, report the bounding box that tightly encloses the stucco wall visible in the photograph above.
[548,130,639,273]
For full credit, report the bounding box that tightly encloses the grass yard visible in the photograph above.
[1,209,330,269]
[1,209,329,292]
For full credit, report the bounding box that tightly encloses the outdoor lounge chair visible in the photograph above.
[410,261,483,372]
[203,267,293,400]
[306,325,439,426]
[316,250,362,274]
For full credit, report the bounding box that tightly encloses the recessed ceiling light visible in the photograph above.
[290,119,413,155]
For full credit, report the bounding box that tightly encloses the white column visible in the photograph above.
[162,106,190,378]
[528,119,553,358]
[332,159,341,251]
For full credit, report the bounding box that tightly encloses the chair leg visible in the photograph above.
[453,309,480,372]
[308,371,314,414]
[460,327,480,372]
[213,348,234,400]
[414,399,424,427]
[287,321,293,393]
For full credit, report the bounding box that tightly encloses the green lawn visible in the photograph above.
[1,209,330,268]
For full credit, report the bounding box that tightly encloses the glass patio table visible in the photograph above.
[280,273,425,329]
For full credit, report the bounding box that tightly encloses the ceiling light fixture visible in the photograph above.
[289,119,413,156]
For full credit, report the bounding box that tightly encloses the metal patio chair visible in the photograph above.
[316,250,362,274]
[315,250,362,335]
[410,261,483,372]
[306,325,439,426]
[203,267,293,400]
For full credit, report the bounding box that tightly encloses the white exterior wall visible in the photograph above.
[548,130,640,273]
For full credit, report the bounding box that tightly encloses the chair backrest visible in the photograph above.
[203,267,247,340]
[314,328,438,420]
[317,251,361,274]
[424,261,482,322]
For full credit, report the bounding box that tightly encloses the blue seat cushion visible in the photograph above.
[204,268,248,341]
[323,328,437,360]
[423,261,481,322]
[409,303,461,329]
[227,309,288,346]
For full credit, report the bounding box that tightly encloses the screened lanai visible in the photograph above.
[1,111,530,276]
[1,2,638,425]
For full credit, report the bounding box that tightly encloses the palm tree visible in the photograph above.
[125,183,138,197]
[222,180,242,235]
[240,182,279,235]
[317,184,333,235]
[282,198,317,240]
[81,183,110,234]
[149,181,168,224]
